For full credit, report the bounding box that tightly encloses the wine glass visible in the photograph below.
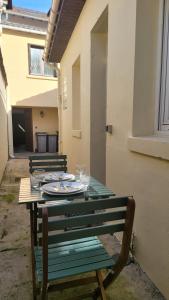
[80,173,90,191]
[80,171,90,199]
[30,169,45,190]
[76,164,86,179]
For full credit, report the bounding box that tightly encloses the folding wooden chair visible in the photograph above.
[29,154,67,173]
[31,196,135,299]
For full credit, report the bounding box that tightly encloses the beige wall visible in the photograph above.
[32,107,58,151]
[1,29,58,155]
[0,66,8,182]
[59,0,169,298]
[1,29,58,108]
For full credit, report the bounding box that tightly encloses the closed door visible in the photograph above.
[90,8,108,184]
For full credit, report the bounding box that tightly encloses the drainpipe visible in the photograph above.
[6,87,14,158]
[46,62,62,154]
[56,63,63,154]
[43,0,60,62]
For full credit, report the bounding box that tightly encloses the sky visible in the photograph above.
[12,0,52,13]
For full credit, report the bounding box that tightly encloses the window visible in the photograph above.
[159,0,169,131]
[28,45,56,77]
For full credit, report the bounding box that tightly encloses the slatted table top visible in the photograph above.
[18,177,114,204]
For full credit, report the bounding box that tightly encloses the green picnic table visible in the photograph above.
[18,176,114,205]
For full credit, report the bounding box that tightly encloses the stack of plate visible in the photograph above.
[41,181,85,195]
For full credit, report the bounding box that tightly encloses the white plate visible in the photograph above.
[35,172,75,182]
[41,189,86,196]
[41,181,85,195]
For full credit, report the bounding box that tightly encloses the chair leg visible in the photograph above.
[33,294,37,300]
[41,284,48,300]
[96,271,107,300]
[93,270,116,299]
[32,283,37,300]
[31,253,37,300]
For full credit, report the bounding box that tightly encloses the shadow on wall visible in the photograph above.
[15,89,58,107]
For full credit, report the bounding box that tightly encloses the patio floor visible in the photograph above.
[0,159,166,300]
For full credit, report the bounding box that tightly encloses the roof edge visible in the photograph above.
[44,0,61,62]
[44,0,86,63]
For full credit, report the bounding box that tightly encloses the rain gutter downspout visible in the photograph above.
[56,64,63,153]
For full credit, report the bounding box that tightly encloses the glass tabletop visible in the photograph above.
[18,176,114,205]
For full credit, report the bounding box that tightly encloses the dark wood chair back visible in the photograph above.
[29,154,67,173]
[32,196,135,299]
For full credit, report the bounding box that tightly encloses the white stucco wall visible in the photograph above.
[0,66,8,182]
[1,29,58,108]
[58,0,169,298]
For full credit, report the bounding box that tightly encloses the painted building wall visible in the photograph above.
[1,29,58,153]
[59,0,169,298]
[1,29,58,108]
[0,61,8,182]
[32,107,58,151]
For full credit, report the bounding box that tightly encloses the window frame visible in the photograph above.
[128,1,169,161]
[28,44,56,78]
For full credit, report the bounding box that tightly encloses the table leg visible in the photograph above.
[33,203,38,246]
[30,203,37,299]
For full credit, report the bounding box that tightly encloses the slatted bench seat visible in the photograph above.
[35,237,115,282]
[31,196,135,300]
[29,154,67,173]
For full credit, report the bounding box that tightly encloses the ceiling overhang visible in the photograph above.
[48,0,86,62]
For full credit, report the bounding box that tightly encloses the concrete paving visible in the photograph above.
[0,159,166,300]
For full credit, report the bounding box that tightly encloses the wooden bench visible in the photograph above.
[29,154,67,173]
[31,196,135,299]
